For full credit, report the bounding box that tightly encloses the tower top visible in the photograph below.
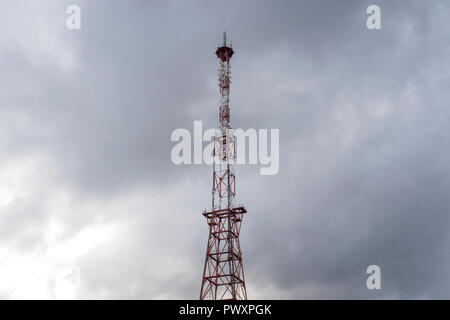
[216,31,234,62]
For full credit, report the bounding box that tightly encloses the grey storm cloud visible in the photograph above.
[0,0,449,299]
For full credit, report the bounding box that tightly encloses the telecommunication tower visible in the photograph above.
[199,32,248,300]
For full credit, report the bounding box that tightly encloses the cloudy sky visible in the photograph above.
[0,0,450,299]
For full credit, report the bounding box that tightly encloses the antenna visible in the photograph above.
[200,33,247,301]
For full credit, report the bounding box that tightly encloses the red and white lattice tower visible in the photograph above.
[199,32,247,300]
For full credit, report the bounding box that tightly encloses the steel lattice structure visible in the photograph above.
[200,32,247,300]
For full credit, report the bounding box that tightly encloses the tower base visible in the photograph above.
[200,206,247,300]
